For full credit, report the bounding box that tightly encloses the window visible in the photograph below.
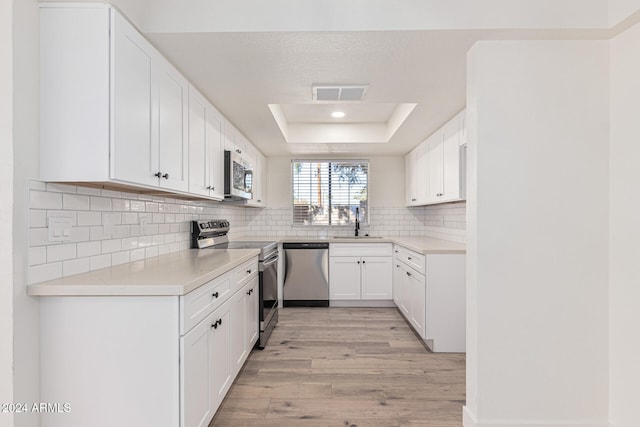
[292,160,368,226]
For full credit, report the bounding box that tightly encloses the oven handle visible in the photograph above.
[260,255,279,271]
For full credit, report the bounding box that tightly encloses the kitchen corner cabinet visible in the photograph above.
[405,141,428,206]
[39,256,259,427]
[246,150,267,207]
[329,243,393,303]
[224,122,267,207]
[393,245,465,352]
[188,86,225,200]
[40,5,189,192]
[405,109,467,206]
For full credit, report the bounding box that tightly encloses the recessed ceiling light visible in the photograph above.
[331,111,345,118]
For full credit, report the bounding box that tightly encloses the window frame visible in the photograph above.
[291,159,370,227]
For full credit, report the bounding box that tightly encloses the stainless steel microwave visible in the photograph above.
[224,150,253,200]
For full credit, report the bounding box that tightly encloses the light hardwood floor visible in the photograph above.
[210,307,465,427]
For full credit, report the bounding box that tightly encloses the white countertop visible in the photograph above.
[27,248,260,297]
[28,235,464,297]
[235,235,466,255]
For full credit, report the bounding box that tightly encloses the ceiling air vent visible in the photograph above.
[312,85,369,102]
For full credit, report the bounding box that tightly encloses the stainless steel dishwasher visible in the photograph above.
[282,242,329,307]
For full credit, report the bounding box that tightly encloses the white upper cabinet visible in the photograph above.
[224,122,247,155]
[40,4,262,204]
[225,122,267,207]
[188,87,224,200]
[111,12,155,187]
[405,141,428,206]
[153,58,189,192]
[246,150,267,207]
[41,6,190,191]
[406,109,467,206]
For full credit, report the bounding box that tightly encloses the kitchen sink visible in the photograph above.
[332,236,384,239]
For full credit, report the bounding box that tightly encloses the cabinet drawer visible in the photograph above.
[330,243,392,257]
[394,245,426,275]
[234,257,259,289]
[181,270,233,335]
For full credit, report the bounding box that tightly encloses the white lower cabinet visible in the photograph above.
[182,297,233,427]
[181,312,214,427]
[329,243,393,304]
[393,245,466,352]
[38,256,259,427]
[231,276,259,376]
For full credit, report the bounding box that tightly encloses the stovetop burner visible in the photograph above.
[191,220,277,260]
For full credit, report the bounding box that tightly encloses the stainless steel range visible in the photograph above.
[191,220,278,349]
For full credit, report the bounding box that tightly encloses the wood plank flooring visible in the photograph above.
[210,307,465,427]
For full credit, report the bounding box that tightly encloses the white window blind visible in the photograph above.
[292,160,368,226]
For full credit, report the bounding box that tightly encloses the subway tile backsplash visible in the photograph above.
[28,180,465,284]
[27,181,249,284]
[245,203,466,242]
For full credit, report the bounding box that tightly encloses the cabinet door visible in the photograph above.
[397,264,411,317]
[210,305,232,412]
[229,288,247,376]
[427,135,443,202]
[188,88,224,200]
[188,88,210,196]
[247,151,266,207]
[406,269,426,339]
[329,257,361,300]
[180,317,213,427]
[405,150,415,205]
[246,276,259,348]
[405,142,428,206]
[393,261,401,307]
[154,58,189,192]
[440,119,461,201]
[361,257,392,300]
[111,12,155,186]
[207,108,225,200]
[414,142,429,204]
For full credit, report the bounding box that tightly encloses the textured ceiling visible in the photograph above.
[44,0,611,156]
[147,28,612,156]
[147,30,474,156]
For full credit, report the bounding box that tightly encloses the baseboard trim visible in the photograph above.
[463,407,609,427]
[329,300,395,307]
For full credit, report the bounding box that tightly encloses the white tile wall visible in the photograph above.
[245,202,466,242]
[28,181,249,284]
[28,180,466,284]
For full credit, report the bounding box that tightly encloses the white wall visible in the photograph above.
[0,0,15,425]
[465,40,609,426]
[609,0,640,27]
[12,1,41,426]
[609,21,640,427]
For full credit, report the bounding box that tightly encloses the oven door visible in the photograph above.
[259,253,278,330]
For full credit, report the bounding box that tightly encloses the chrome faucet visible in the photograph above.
[355,207,360,237]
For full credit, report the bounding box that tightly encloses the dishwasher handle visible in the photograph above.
[282,242,329,250]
